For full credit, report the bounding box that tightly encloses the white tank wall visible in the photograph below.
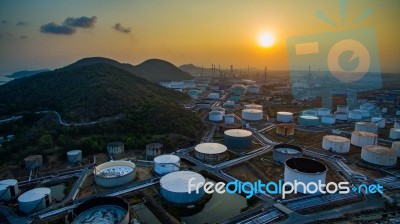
[371,117,385,128]
[24,155,43,170]
[94,161,136,188]
[277,112,293,123]
[322,136,350,153]
[390,128,400,140]
[351,131,377,147]
[107,142,124,155]
[242,109,263,121]
[224,115,235,124]
[361,146,397,166]
[209,111,223,122]
[355,122,378,134]
[18,188,52,213]
[284,165,327,194]
[67,150,82,163]
[0,179,19,201]
[392,142,400,158]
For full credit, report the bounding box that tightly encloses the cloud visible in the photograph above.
[112,23,131,33]
[40,22,76,35]
[20,35,27,39]
[64,16,97,28]
[16,21,29,26]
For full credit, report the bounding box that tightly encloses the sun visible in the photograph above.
[258,33,275,48]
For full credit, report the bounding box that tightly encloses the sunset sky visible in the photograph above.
[0,0,399,74]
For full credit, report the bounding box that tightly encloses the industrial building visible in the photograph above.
[209,110,224,122]
[94,161,136,188]
[18,187,51,213]
[107,142,125,157]
[67,197,130,224]
[355,122,378,134]
[298,115,319,126]
[351,131,378,147]
[24,155,43,170]
[277,112,293,123]
[390,128,400,140]
[322,135,350,153]
[67,150,82,163]
[320,115,336,125]
[276,123,295,136]
[154,154,180,175]
[361,145,397,166]
[284,158,327,194]
[160,171,205,204]
[392,141,400,157]
[241,109,263,121]
[146,143,163,159]
[194,143,228,162]
[224,129,253,149]
[273,144,302,164]
[0,179,19,201]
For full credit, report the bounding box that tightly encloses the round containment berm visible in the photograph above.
[299,116,319,126]
[273,144,302,164]
[107,142,125,156]
[94,161,136,188]
[67,196,130,224]
[351,131,378,147]
[224,129,253,149]
[67,150,82,163]
[18,187,52,213]
[361,145,397,166]
[355,122,378,134]
[154,154,180,175]
[0,179,19,201]
[277,112,293,123]
[160,171,205,204]
[284,158,327,194]
[322,135,350,153]
[241,109,263,121]
[24,155,43,170]
[194,143,228,162]
[392,142,400,157]
[146,143,163,159]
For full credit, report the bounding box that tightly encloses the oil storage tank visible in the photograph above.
[322,135,350,153]
[273,144,302,164]
[209,110,224,122]
[355,122,378,134]
[0,179,19,201]
[154,155,180,175]
[276,123,295,136]
[298,116,319,126]
[371,117,385,128]
[302,110,318,117]
[160,171,205,204]
[390,128,400,140]
[24,155,43,170]
[317,108,331,116]
[277,112,293,123]
[224,129,252,149]
[321,115,336,125]
[18,188,51,213]
[242,109,263,121]
[284,158,327,194]
[194,143,228,162]
[67,150,82,163]
[392,142,400,157]
[224,114,235,124]
[67,196,130,224]
[361,145,397,166]
[335,112,348,121]
[351,131,378,147]
[107,142,125,156]
[348,110,362,120]
[94,161,136,188]
[146,143,163,159]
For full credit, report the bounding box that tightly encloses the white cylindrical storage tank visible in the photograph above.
[284,158,327,194]
[337,105,349,113]
[335,112,348,121]
[322,135,350,153]
[361,145,397,166]
[351,131,378,147]
[302,110,318,116]
[0,179,19,201]
[371,117,385,128]
[321,115,336,125]
[224,114,235,124]
[273,144,302,164]
[244,104,263,110]
[390,128,400,140]
[146,143,163,159]
[67,150,82,163]
[94,161,136,188]
[24,155,43,170]
[224,129,252,149]
[242,109,263,121]
[107,142,125,156]
[209,111,223,122]
[355,122,378,134]
[18,188,51,213]
[154,155,180,175]
[223,101,235,108]
[277,112,293,123]
[317,108,331,116]
[208,92,220,100]
[160,171,205,204]
[392,142,400,158]
[298,116,319,126]
[194,143,228,162]
[348,110,362,120]
[246,84,260,94]
[355,109,370,118]
[214,107,226,116]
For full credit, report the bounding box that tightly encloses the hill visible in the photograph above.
[6,69,50,79]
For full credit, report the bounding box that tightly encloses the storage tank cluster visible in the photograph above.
[246,84,260,94]
[392,142,400,157]
[154,155,180,175]
[194,143,228,162]
[67,150,82,163]
[355,122,378,134]
[276,112,293,123]
[361,145,397,166]
[209,110,224,122]
[0,179,19,201]
[276,123,295,136]
[298,115,319,126]
[224,114,235,124]
[94,161,136,188]
[322,135,350,153]
[273,144,302,164]
[18,187,51,213]
[371,117,385,128]
[351,131,378,147]
[24,155,43,170]
[390,128,400,140]
[241,109,263,121]
[224,129,253,149]
[284,158,327,194]
[160,171,205,204]
[107,142,125,157]
[67,196,130,224]
[146,143,163,159]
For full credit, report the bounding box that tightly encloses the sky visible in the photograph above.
[0,0,399,74]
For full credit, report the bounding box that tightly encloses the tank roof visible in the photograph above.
[97,165,134,178]
[224,129,252,137]
[352,131,378,137]
[356,122,377,127]
[73,205,127,224]
[277,112,293,115]
[242,109,263,113]
[285,158,327,173]
[363,145,396,155]
[160,171,205,193]
[0,179,17,190]
[195,143,227,154]
[209,110,223,115]
[300,115,319,120]
[323,135,350,142]
[24,155,42,160]
[67,150,82,155]
[154,154,180,163]
[18,188,50,202]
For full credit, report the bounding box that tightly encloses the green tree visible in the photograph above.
[39,134,53,149]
